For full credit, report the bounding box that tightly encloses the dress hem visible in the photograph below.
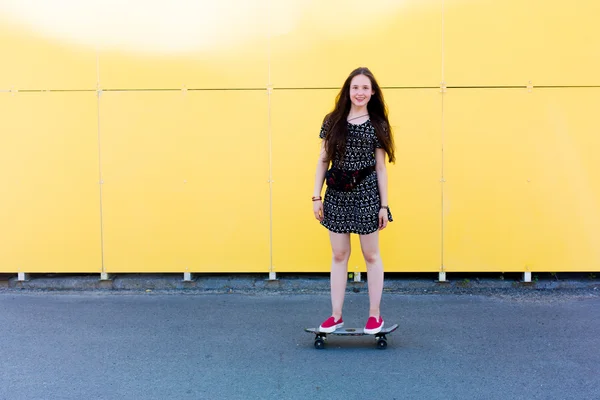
[320,223,381,235]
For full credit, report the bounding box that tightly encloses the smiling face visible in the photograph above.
[349,74,374,108]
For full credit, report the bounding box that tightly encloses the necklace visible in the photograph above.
[347,113,369,122]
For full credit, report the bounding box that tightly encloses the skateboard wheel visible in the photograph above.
[376,339,388,350]
[314,338,325,350]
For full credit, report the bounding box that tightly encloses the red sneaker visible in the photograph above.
[364,316,384,334]
[319,316,344,333]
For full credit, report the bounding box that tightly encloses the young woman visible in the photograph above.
[312,67,395,334]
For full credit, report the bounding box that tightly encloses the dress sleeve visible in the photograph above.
[375,123,389,148]
[319,119,330,139]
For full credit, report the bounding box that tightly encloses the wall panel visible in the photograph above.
[271,88,442,272]
[0,20,97,90]
[270,0,442,88]
[0,92,101,273]
[99,91,270,273]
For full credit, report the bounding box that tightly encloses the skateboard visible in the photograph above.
[304,324,398,350]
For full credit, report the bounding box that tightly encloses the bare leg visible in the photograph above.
[329,232,351,319]
[359,231,383,318]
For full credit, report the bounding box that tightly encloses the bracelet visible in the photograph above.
[312,196,322,201]
[380,205,389,210]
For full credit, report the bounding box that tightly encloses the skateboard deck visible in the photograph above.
[304,324,398,349]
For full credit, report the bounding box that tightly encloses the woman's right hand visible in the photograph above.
[313,199,324,222]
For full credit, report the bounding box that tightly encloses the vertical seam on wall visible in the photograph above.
[267,0,272,89]
[440,0,445,272]
[96,49,106,274]
[441,0,445,85]
[267,0,274,274]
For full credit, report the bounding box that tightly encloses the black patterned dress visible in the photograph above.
[319,119,393,234]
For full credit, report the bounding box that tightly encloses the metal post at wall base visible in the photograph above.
[438,272,447,282]
[523,272,532,283]
[183,272,195,282]
[17,273,29,282]
[100,273,114,281]
[268,272,277,281]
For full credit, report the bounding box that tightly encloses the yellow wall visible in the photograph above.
[1,0,599,274]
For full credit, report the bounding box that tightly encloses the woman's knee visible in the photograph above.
[332,249,350,263]
[362,251,380,265]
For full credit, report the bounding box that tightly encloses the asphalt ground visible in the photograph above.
[0,276,598,400]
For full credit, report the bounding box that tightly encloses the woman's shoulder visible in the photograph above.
[321,114,333,128]
[319,115,333,139]
[371,118,390,135]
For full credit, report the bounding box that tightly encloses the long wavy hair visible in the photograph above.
[322,67,395,163]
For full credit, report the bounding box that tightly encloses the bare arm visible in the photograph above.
[375,148,389,229]
[312,141,329,221]
[375,148,388,205]
[313,141,329,197]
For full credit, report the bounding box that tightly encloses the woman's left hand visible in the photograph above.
[378,208,389,230]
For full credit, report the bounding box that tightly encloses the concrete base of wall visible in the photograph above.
[2,272,597,293]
